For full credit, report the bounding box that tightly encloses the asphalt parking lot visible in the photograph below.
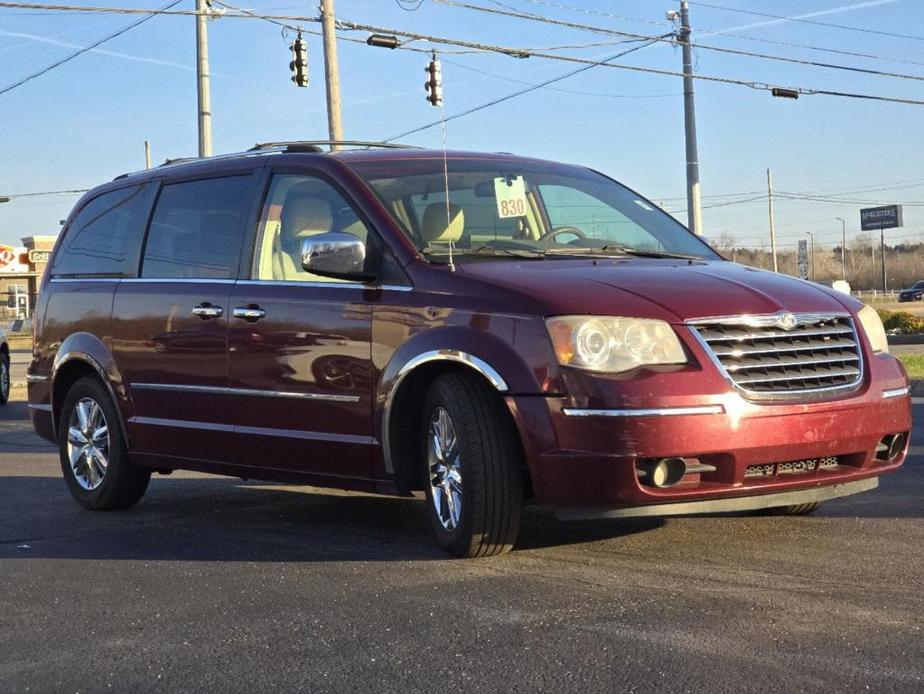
[1,397,922,693]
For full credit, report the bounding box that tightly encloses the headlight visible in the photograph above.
[546,316,687,373]
[857,304,889,354]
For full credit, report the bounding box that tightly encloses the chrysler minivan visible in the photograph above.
[28,142,911,557]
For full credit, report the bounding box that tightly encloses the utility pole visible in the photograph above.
[835,216,846,281]
[806,231,815,282]
[144,140,152,170]
[195,0,213,157]
[767,169,778,273]
[880,229,887,293]
[320,0,344,150]
[678,1,702,236]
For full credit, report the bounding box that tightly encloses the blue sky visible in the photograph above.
[1,0,923,254]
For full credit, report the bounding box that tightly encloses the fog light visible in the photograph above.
[638,457,687,488]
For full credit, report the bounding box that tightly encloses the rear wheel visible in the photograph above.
[420,373,523,557]
[58,376,150,510]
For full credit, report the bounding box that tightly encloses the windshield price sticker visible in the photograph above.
[494,176,528,218]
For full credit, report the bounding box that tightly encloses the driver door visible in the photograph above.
[225,171,374,479]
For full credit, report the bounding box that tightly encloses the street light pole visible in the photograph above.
[195,0,213,157]
[805,231,815,283]
[835,217,846,281]
[679,1,703,236]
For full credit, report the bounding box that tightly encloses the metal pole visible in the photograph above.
[195,0,212,157]
[835,216,846,280]
[767,169,778,272]
[880,228,887,292]
[320,0,344,151]
[679,1,702,236]
[810,234,815,282]
[144,140,152,169]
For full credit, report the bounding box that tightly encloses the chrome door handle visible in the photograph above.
[192,303,223,319]
[232,306,266,321]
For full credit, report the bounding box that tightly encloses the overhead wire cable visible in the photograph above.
[3,3,924,106]
[0,0,182,96]
[432,0,924,83]
[689,1,924,42]
[382,35,670,142]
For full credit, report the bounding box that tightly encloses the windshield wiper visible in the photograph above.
[599,245,701,260]
[421,244,545,259]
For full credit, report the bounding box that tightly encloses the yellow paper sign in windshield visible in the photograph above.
[494,176,528,218]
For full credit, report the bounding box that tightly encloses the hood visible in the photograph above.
[456,258,862,323]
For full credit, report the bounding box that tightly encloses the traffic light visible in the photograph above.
[425,56,442,106]
[290,36,308,88]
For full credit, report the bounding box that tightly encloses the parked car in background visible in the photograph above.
[0,325,8,405]
[898,281,924,302]
[27,142,911,557]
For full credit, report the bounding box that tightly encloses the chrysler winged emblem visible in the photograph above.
[777,312,797,331]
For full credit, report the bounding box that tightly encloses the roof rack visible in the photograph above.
[113,140,419,181]
[248,140,419,153]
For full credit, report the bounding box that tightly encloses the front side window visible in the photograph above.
[51,184,153,278]
[252,174,370,282]
[346,158,719,262]
[142,176,252,279]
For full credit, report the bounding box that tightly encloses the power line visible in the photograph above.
[433,0,924,84]
[4,2,924,107]
[2,188,89,197]
[511,0,924,69]
[442,56,679,99]
[690,1,924,42]
[0,0,182,96]
[383,36,668,141]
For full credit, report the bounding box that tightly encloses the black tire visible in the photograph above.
[420,373,523,558]
[58,376,150,510]
[754,501,823,517]
[771,502,823,516]
[0,352,9,405]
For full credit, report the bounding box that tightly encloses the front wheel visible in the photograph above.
[58,376,150,510]
[771,502,823,516]
[421,373,523,558]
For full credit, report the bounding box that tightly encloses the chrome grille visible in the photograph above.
[690,313,862,397]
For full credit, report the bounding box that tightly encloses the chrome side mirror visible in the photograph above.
[301,232,367,280]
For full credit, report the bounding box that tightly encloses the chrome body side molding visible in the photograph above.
[882,386,911,399]
[131,383,361,403]
[562,405,724,417]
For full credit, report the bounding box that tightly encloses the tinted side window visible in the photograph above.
[142,176,252,279]
[51,184,152,278]
[252,174,371,282]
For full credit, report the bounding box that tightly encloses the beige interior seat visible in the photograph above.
[421,202,465,246]
[274,195,334,280]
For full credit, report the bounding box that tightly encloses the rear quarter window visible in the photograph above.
[51,184,154,278]
[141,175,253,279]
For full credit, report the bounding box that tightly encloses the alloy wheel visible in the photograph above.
[66,397,110,491]
[427,406,463,531]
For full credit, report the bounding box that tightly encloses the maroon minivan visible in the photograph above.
[28,142,911,557]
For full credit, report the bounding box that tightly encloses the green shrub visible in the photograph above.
[881,310,924,334]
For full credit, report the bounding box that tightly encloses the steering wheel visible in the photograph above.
[538,226,587,244]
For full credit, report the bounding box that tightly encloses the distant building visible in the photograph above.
[0,235,56,319]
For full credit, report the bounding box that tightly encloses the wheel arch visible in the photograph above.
[51,333,132,446]
[377,333,534,492]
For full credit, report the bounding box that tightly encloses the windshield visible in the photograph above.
[346,157,720,261]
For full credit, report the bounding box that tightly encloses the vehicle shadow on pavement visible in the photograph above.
[0,475,663,562]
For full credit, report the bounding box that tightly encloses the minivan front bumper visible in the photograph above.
[506,363,911,510]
